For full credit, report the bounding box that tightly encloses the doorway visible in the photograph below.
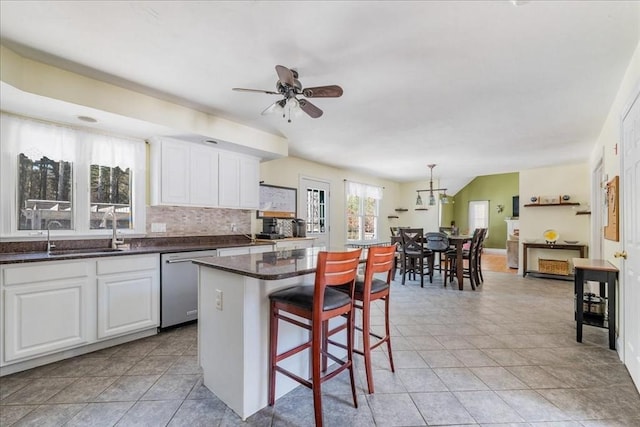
[299,176,330,249]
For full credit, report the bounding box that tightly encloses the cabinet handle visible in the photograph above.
[613,251,627,259]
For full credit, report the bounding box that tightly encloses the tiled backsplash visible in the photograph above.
[145,206,251,237]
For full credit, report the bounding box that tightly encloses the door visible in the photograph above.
[591,158,605,260]
[621,89,640,389]
[300,177,330,248]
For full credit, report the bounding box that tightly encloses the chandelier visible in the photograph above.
[416,164,447,206]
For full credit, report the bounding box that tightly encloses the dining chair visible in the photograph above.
[333,245,396,394]
[424,231,451,274]
[399,228,433,287]
[268,249,362,427]
[476,228,488,284]
[445,228,483,290]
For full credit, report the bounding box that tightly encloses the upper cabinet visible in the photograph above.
[219,152,260,209]
[149,137,259,209]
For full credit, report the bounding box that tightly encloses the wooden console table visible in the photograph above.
[573,258,618,350]
[522,242,587,279]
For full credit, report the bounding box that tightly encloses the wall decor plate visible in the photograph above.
[543,229,559,243]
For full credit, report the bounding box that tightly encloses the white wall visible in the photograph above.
[518,162,590,272]
[590,41,639,270]
[260,156,406,248]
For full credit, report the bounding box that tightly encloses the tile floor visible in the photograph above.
[1,270,639,426]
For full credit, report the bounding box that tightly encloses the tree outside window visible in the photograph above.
[346,182,382,241]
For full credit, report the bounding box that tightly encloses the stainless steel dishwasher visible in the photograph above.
[160,249,218,328]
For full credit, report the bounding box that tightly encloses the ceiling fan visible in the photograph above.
[233,65,343,122]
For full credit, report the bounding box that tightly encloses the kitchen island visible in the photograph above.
[193,247,355,420]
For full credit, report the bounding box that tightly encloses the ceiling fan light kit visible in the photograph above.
[233,65,343,122]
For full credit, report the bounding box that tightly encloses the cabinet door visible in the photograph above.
[239,156,260,209]
[217,247,250,256]
[160,139,191,205]
[4,278,92,362]
[190,145,219,206]
[97,267,159,339]
[219,152,241,207]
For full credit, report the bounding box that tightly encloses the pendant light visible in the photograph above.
[416,164,447,207]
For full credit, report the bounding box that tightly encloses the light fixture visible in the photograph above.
[416,164,447,206]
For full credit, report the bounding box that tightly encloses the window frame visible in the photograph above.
[0,113,146,240]
[345,181,382,242]
[468,200,489,235]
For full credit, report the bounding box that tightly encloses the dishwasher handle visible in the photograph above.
[165,258,197,264]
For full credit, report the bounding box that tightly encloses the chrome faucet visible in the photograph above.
[103,208,125,249]
[46,220,62,254]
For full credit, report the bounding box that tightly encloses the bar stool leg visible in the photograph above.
[268,303,278,406]
[311,322,323,427]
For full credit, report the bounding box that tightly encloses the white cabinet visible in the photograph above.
[217,245,274,257]
[1,254,160,368]
[151,137,219,207]
[218,152,260,209]
[2,261,93,362]
[274,238,315,250]
[96,254,159,339]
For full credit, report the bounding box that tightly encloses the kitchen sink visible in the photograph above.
[48,248,124,256]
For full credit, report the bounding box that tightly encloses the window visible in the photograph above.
[18,154,73,230]
[1,113,145,237]
[306,187,326,234]
[90,165,132,230]
[468,200,489,234]
[345,181,382,241]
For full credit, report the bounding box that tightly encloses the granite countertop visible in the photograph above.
[0,237,274,264]
[193,246,364,280]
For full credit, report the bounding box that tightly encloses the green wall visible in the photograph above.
[450,172,519,249]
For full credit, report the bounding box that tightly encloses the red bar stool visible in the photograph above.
[333,245,396,393]
[268,249,362,427]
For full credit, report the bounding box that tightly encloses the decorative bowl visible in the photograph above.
[543,229,559,243]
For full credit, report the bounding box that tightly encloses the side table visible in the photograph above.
[573,258,618,350]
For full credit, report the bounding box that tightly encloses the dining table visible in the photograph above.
[447,235,473,290]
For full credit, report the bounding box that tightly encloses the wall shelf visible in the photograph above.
[576,211,591,215]
[414,208,429,211]
[524,202,580,207]
[394,208,408,212]
[387,215,399,219]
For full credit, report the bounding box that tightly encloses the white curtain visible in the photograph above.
[345,181,383,200]
[1,113,77,162]
[1,113,144,169]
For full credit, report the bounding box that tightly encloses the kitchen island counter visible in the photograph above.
[194,247,355,420]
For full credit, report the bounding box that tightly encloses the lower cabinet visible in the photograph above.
[217,245,274,257]
[97,255,159,339]
[1,254,159,367]
[3,262,93,362]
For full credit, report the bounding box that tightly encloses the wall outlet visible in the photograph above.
[231,223,237,232]
[215,289,223,311]
[151,222,166,232]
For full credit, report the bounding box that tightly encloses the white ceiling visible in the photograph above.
[1,1,638,192]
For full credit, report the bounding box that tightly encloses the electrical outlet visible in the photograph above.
[231,223,237,232]
[215,289,223,311]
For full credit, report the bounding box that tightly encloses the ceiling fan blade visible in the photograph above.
[232,87,280,95]
[302,85,343,98]
[298,99,323,118]
[261,99,287,116]
[275,65,295,87]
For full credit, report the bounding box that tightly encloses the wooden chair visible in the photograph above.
[445,228,484,290]
[424,231,451,274]
[399,228,434,287]
[333,245,396,394]
[268,249,362,427]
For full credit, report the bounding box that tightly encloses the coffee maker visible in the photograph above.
[292,219,306,238]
